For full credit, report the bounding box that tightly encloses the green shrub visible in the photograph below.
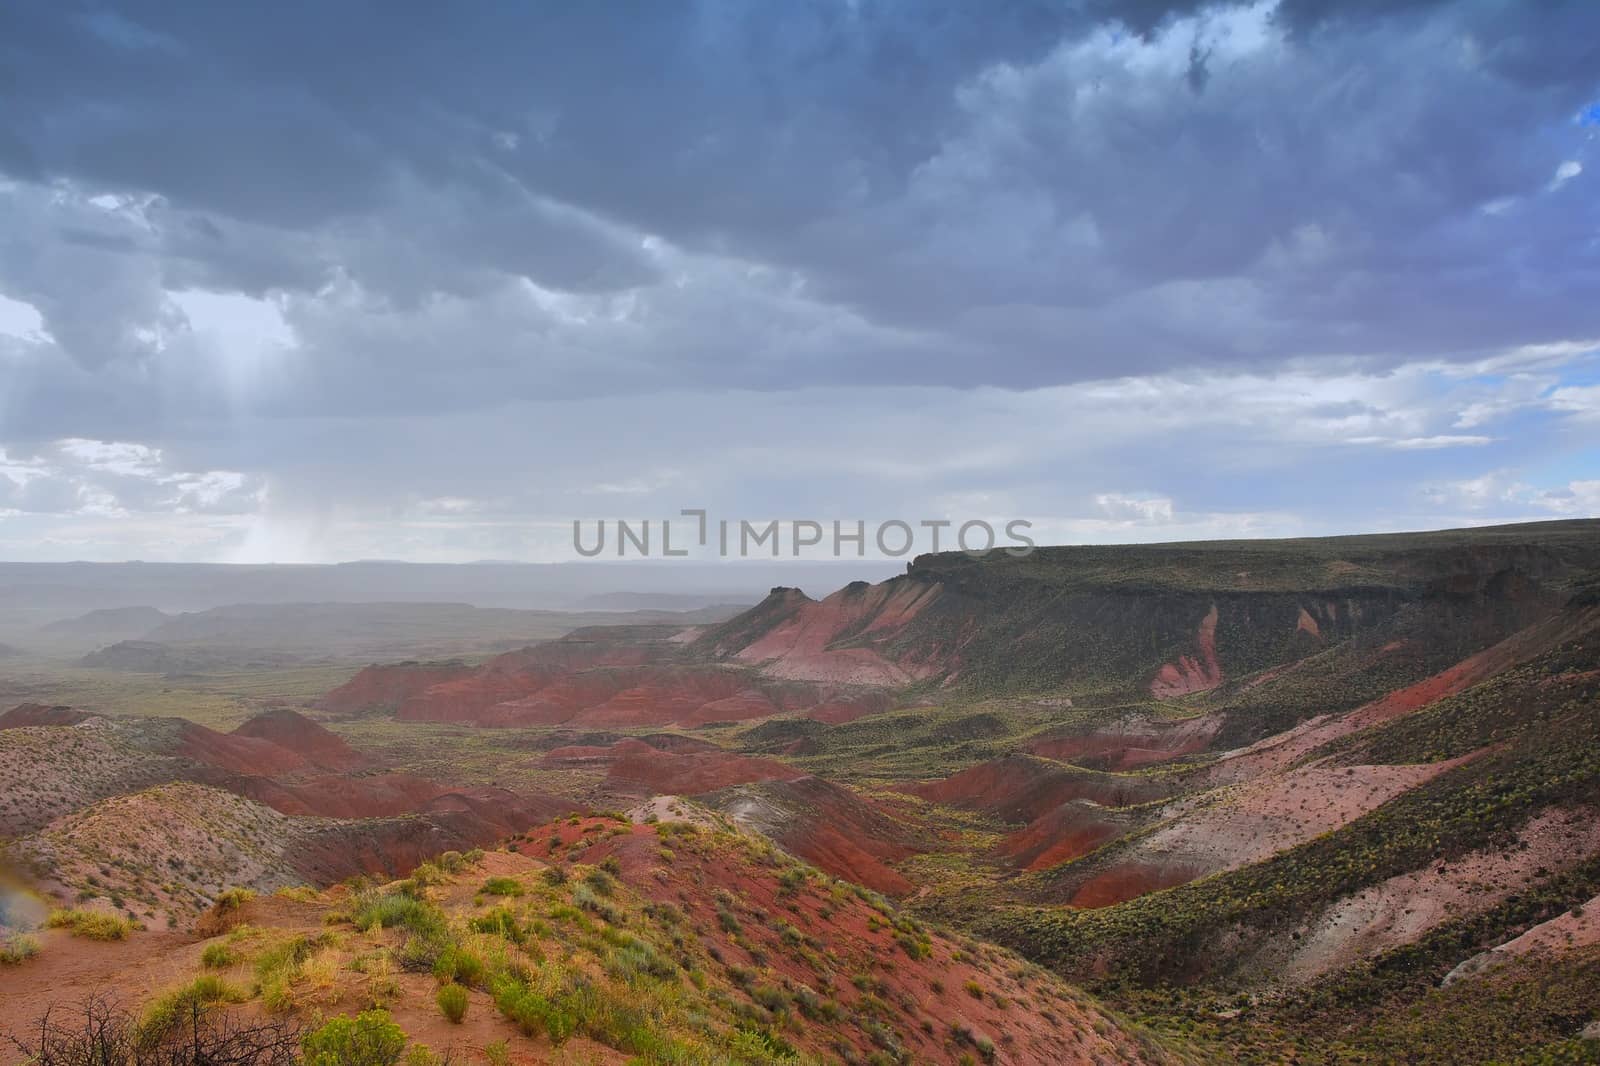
[301,1009,407,1066]
[432,943,486,987]
[481,876,524,897]
[491,973,578,1044]
[436,982,469,1023]
[573,884,621,924]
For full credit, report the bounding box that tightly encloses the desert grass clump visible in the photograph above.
[347,889,447,937]
[46,907,132,941]
[214,886,256,910]
[200,941,235,968]
[481,876,524,897]
[254,933,319,1011]
[137,974,247,1043]
[436,982,469,1023]
[469,905,526,945]
[0,933,40,964]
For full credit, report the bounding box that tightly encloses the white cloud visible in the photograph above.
[1094,493,1176,523]
[1549,160,1583,191]
[0,293,47,341]
[1346,435,1496,450]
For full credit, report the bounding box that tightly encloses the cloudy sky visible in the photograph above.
[0,0,1596,564]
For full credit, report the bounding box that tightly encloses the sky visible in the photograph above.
[0,0,1596,564]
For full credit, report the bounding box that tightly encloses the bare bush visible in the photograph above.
[7,995,301,1065]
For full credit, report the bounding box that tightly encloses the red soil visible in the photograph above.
[285,789,574,883]
[1069,861,1207,909]
[905,755,1171,823]
[755,776,922,896]
[171,721,313,776]
[1149,604,1223,698]
[227,771,443,818]
[783,816,914,895]
[0,704,97,728]
[228,708,368,771]
[1000,801,1133,871]
[320,660,475,714]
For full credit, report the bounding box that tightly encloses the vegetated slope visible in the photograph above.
[937,602,1600,1061]
[0,708,577,922]
[3,782,572,930]
[1,813,1179,1065]
[698,520,1598,700]
[693,522,1600,1062]
[540,736,927,895]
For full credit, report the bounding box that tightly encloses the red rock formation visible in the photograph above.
[1149,603,1223,698]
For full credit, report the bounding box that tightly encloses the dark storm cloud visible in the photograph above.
[2,0,1596,394]
[0,1,1597,561]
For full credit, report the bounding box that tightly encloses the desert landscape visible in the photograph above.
[1,520,1598,1063]
[5,0,1599,1061]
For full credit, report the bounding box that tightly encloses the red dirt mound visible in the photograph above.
[320,660,476,714]
[0,704,98,729]
[999,800,1137,871]
[503,818,1163,1064]
[905,755,1172,823]
[172,720,312,776]
[769,778,921,895]
[1069,860,1208,909]
[230,708,368,771]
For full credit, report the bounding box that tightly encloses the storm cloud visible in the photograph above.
[0,0,1596,561]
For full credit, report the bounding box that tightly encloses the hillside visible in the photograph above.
[696,519,1599,698]
[0,812,1173,1066]
[5,520,1600,1062]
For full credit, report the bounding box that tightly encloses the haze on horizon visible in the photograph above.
[1,0,1597,565]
